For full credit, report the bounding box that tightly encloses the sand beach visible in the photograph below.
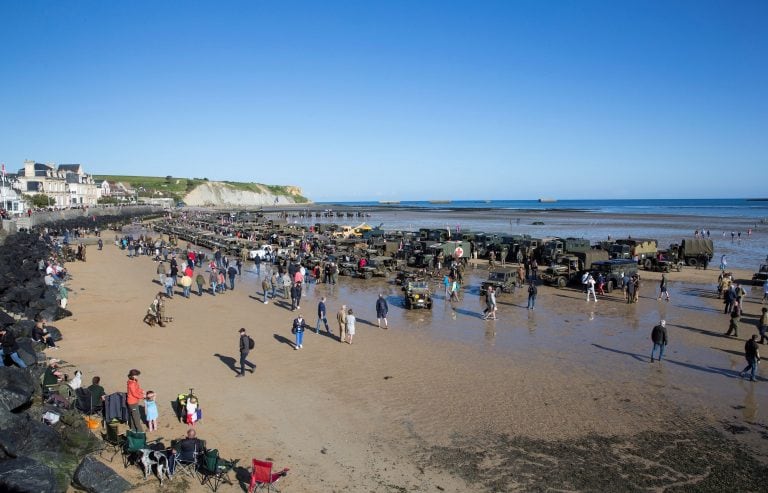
[47,208,768,492]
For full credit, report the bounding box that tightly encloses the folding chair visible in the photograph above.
[249,459,289,492]
[172,438,206,479]
[100,421,125,463]
[74,387,103,416]
[199,448,238,492]
[122,429,148,467]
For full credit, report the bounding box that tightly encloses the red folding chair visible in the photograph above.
[248,459,289,492]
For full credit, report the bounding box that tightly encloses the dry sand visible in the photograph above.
[55,237,768,492]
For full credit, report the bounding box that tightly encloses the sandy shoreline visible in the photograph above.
[53,230,768,491]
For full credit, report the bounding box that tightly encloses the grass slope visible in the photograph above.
[93,175,308,202]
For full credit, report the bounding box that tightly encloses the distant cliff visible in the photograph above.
[183,181,309,207]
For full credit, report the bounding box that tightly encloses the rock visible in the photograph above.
[9,320,35,338]
[45,326,62,342]
[0,456,58,493]
[0,411,62,459]
[15,338,41,367]
[72,455,132,493]
[0,367,36,412]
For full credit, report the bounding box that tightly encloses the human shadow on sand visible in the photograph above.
[592,343,740,379]
[273,333,295,349]
[213,353,238,374]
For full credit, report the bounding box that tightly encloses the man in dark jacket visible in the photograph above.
[236,328,255,378]
[740,335,760,382]
[650,320,668,362]
[315,297,330,334]
[376,294,389,329]
[527,283,537,310]
[0,327,28,368]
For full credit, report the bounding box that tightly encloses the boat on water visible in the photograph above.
[428,200,452,204]
[538,198,557,203]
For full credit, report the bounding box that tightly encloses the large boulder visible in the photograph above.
[0,412,62,459]
[0,367,35,412]
[8,320,35,338]
[45,326,62,342]
[72,456,131,493]
[0,456,57,493]
[15,338,42,367]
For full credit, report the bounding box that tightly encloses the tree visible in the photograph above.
[26,194,52,208]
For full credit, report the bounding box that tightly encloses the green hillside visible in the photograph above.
[92,175,308,203]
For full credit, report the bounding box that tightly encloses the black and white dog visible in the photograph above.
[139,448,172,485]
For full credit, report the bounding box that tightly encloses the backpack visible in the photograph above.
[248,336,255,350]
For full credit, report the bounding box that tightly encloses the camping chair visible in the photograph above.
[172,438,206,479]
[199,448,239,492]
[249,459,290,492]
[122,429,148,467]
[74,387,103,416]
[100,421,125,463]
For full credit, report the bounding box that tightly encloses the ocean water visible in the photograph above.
[321,198,768,220]
[307,199,768,270]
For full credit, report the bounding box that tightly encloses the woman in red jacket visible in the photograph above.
[126,369,145,431]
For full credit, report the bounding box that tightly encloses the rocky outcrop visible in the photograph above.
[73,456,131,493]
[184,181,309,207]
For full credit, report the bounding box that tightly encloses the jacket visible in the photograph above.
[376,298,388,315]
[651,325,668,345]
[126,378,144,406]
[1,331,20,355]
[240,334,250,354]
[293,318,306,333]
[317,301,326,318]
[104,392,129,422]
[745,339,760,360]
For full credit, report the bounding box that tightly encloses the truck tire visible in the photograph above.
[557,277,566,289]
[606,280,613,293]
[643,259,652,270]
[686,257,698,267]
[364,271,373,280]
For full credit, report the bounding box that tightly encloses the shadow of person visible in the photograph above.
[213,353,238,374]
[273,333,295,348]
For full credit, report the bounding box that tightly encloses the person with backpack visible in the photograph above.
[237,328,256,377]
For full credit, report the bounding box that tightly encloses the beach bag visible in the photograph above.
[248,336,255,350]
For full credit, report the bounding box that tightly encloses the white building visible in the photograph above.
[15,160,99,207]
[1,183,27,214]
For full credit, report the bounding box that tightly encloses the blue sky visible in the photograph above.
[1,1,765,201]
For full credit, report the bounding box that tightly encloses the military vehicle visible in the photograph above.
[752,264,768,286]
[540,237,591,265]
[674,238,714,267]
[589,259,638,292]
[540,255,583,288]
[395,270,421,286]
[644,249,684,272]
[358,256,396,279]
[481,268,517,295]
[611,238,658,266]
[403,280,433,309]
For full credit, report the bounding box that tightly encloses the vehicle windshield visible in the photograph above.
[488,272,508,281]
[408,281,428,290]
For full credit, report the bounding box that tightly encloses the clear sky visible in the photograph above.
[1,1,766,202]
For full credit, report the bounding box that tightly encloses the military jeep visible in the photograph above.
[481,268,517,295]
[752,264,768,286]
[403,280,433,309]
[358,256,396,280]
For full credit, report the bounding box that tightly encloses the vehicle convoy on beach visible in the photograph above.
[610,238,658,265]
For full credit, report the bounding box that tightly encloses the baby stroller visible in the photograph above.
[176,388,202,426]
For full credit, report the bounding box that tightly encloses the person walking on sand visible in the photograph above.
[586,274,597,302]
[195,272,206,296]
[292,314,306,350]
[126,369,145,431]
[237,328,256,377]
[346,308,356,344]
[261,277,270,304]
[376,294,389,329]
[658,273,670,302]
[650,320,668,362]
[337,304,347,342]
[739,335,760,382]
[527,282,537,310]
[316,297,330,334]
[725,308,740,337]
[760,307,768,345]
[443,274,451,298]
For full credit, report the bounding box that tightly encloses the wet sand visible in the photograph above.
[55,239,768,491]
